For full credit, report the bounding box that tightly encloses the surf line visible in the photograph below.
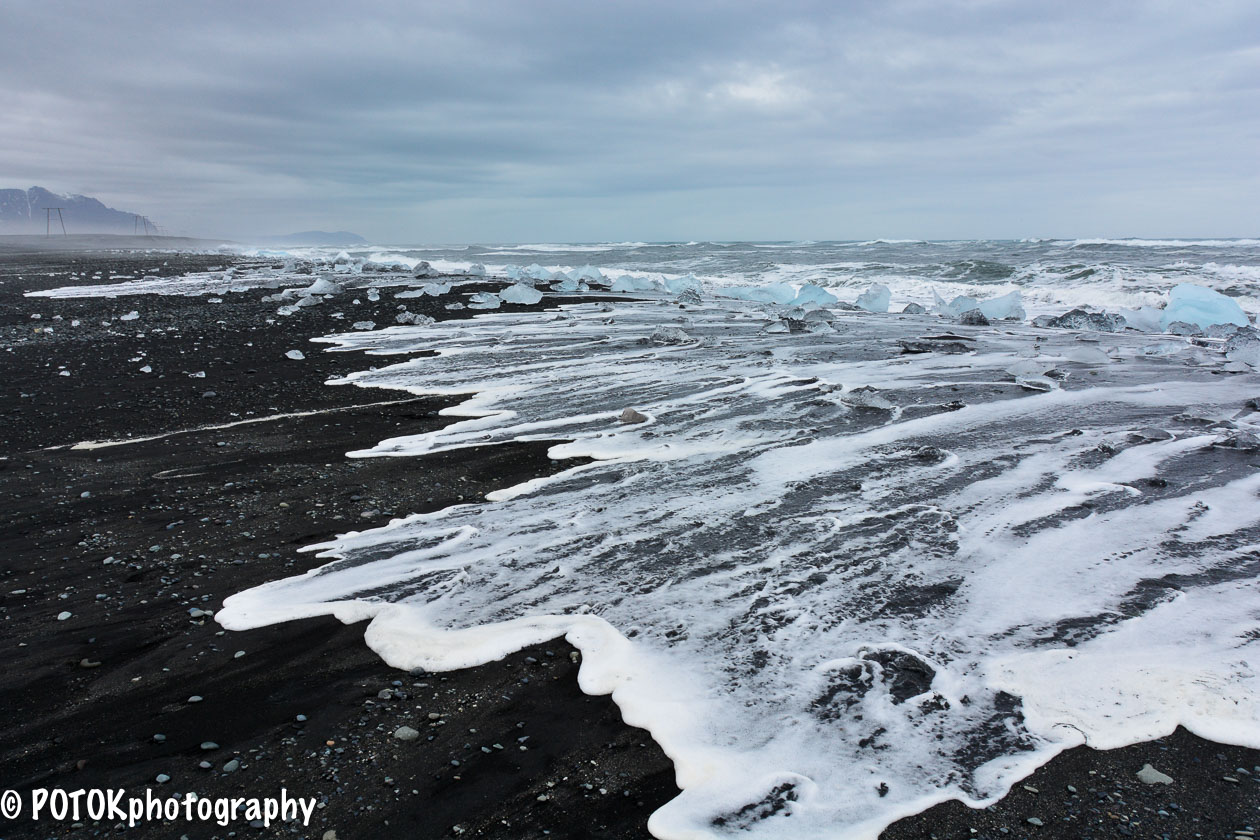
[44,397,435,452]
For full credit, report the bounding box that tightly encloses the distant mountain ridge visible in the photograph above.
[263,231,369,246]
[0,186,150,234]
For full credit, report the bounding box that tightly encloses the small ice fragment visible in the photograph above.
[1046,309,1125,332]
[119,310,139,321]
[576,265,607,285]
[1119,307,1162,332]
[901,302,926,315]
[57,611,72,621]
[139,365,152,373]
[305,277,343,296]
[1016,376,1058,392]
[610,275,660,293]
[677,287,702,305]
[978,290,1025,321]
[618,408,648,424]
[842,386,894,410]
[285,350,306,360]
[550,277,579,292]
[501,283,544,305]
[1141,341,1186,357]
[1064,345,1112,364]
[395,311,435,326]
[664,274,701,295]
[466,263,487,276]
[649,326,692,345]
[792,285,838,308]
[524,263,553,281]
[856,283,891,313]
[1006,359,1049,378]
[468,292,501,310]
[351,320,376,331]
[1161,283,1249,331]
[366,288,380,301]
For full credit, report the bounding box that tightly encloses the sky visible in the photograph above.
[1,0,1257,243]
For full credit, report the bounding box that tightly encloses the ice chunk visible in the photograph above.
[351,320,375,331]
[715,284,798,305]
[1046,309,1125,332]
[295,295,321,308]
[366,288,380,302]
[1064,345,1112,364]
[502,283,544,305]
[412,260,436,277]
[978,290,1025,322]
[901,302,926,315]
[958,309,989,326]
[524,263,554,281]
[1006,359,1051,378]
[1016,376,1058,392]
[119,310,139,321]
[935,292,980,318]
[664,274,702,295]
[396,283,452,298]
[306,275,345,295]
[395,310,435,326]
[1161,283,1249,331]
[284,349,305,360]
[1118,307,1162,333]
[550,276,579,292]
[856,283,891,313]
[1141,341,1188,357]
[610,275,660,293]
[576,265,607,285]
[468,292,501,310]
[465,263,486,276]
[1224,330,1260,368]
[649,326,692,344]
[842,386,894,410]
[792,285,838,308]
[677,287,702,305]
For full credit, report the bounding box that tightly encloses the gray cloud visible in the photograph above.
[1,0,1257,241]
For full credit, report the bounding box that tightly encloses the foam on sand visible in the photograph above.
[217,295,1260,839]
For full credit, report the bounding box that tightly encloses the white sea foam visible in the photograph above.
[217,296,1260,839]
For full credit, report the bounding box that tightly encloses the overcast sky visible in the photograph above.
[1,1,1257,242]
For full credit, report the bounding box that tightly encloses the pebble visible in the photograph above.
[199,761,212,769]
[322,832,337,840]
[393,726,420,741]
[234,650,245,658]
[79,658,101,668]
[222,759,240,773]
[155,774,170,784]
[296,714,307,722]
[187,695,203,703]
[1026,817,1044,826]
[153,734,166,743]
[56,611,72,621]
[200,741,218,750]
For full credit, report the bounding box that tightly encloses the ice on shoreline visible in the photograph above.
[212,277,1260,839]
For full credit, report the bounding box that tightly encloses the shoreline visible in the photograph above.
[0,250,1256,839]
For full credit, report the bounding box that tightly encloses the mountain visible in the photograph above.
[262,231,368,247]
[0,186,152,234]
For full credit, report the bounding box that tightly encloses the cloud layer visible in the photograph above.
[2,1,1257,241]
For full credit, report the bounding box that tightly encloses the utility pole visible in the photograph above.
[44,207,67,237]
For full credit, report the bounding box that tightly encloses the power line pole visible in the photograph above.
[44,207,66,237]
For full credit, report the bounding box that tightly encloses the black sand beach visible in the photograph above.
[0,250,1256,840]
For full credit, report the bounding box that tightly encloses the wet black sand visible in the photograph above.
[0,250,1256,839]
